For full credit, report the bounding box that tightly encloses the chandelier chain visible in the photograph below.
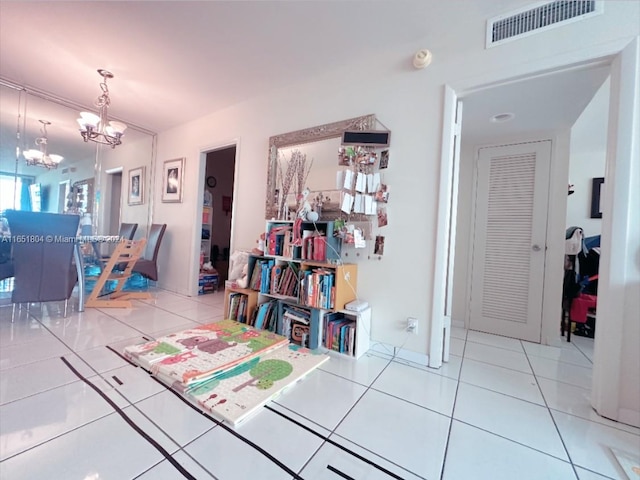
[77,69,126,148]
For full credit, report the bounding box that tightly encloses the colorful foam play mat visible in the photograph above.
[124,320,329,425]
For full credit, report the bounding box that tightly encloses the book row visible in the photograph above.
[323,312,358,356]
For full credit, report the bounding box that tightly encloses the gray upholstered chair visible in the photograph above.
[119,223,138,241]
[5,210,80,316]
[0,240,13,281]
[129,224,167,282]
[93,222,138,266]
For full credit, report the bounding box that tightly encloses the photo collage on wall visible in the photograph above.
[337,146,390,256]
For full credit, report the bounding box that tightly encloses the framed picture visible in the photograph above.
[590,177,604,219]
[379,149,389,169]
[162,158,185,203]
[127,166,144,206]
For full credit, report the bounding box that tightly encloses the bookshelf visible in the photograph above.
[201,205,213,264]
[222,250,368,358]
[322,308,371,360]
[264,220,341,263]
[223,286,258,324]
[247,255,357,312]
[299,261,357,311]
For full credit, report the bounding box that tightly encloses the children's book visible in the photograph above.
[173,344,330,426]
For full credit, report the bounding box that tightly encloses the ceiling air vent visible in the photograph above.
[486,1,603,48]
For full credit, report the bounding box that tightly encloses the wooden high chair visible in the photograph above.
[85,238,152,308]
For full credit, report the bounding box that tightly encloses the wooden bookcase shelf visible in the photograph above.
[322,308,371,360]
[264,220,341,263]
[223,286,258,324]
[201,205,213,264]
[223,249,369,359]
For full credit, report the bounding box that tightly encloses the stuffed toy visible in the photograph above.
[236,264,249,288]
[252,232,265,255]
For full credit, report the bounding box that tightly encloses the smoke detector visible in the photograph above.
[413,49,433,69]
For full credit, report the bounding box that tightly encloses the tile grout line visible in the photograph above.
[451,417,578,463]
[520,339,581,480]
[265,403,419,480]
[2,299,219,478]
[546,406,640,437]
[124,398,221,480]
[146,375,306,480]
[289,355,428,480]
[58,356,199,480]
[0,409,117,464]
[439,327,469,480]
[294,357,390,475]
[462,353,594,391]
[570,338,595,365]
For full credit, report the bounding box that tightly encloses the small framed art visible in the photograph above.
[590,177,604,219]
[127,166,144,206]
[162,158,185,203]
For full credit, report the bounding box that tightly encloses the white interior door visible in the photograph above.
[470,140,551,342]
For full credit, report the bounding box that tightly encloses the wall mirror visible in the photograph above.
[0,83,24,212]
[265,114,376,220]
[0,79,156,240]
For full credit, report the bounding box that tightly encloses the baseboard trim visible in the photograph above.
[451,319,465,329]
[369,342,395,357]
[368,342,431,367]
[394,348,430,367]
[618,408,640,428]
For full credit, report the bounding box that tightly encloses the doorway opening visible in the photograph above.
[105,170,123,236]
[58,180,69,213]
[198,145,236,295]
[431,42,639,426]
[449,62,610,347]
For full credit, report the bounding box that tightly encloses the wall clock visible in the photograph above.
[206,176,217,188]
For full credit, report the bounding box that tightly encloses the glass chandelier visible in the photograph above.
[77,69,127,148]
[23,120,64,169]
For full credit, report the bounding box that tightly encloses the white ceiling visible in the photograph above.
[461,64,611,144]
[1,0,487,132]
[0,1,610,160]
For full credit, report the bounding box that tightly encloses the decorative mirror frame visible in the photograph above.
[265,114,376,219]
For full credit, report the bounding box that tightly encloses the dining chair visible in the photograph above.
[92,222,138,267]
[130,223,167,282]
[0,240,13,281]
[5,210,80,317]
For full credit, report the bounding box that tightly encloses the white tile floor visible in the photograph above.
[0,289,638,480]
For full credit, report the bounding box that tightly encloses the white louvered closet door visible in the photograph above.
[469,141,551,342]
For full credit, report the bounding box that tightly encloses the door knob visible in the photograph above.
[532,244,542,252]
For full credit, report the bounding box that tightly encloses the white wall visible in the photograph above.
[98,133,155,240]
[566,78,610,237]
[150,3,639,361]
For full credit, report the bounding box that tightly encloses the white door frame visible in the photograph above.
[188,139,241,297]
[591,37,639,424]
[431,37,639,422]
[428,86,461,368]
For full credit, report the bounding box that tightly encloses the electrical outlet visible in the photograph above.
[407,317,418,334]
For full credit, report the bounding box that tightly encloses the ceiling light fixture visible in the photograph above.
[490,112,515,123]
[77,69,127,148]
[23,120,64,169]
